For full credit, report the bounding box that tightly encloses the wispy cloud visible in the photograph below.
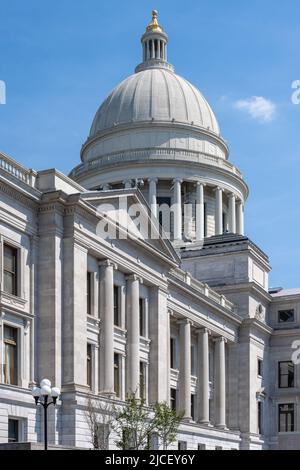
[234,96,277,123]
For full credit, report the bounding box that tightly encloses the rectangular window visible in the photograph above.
[222,212,226,234]
[191,345,196,375]
[114,354,120,398]
[140,362,147,401]
[170,388,177,411]
[8,419,19,443]
[3,245,18,296]
[258,401,263,435]
[204,203,207,237]
[4,326,18,385]
[191,394,195,421]
[278,404,295,432]
[258,359,263,377]
[178,441,187,450]
[87,272,92,316]
[279,361,294,388]
[198,444,206,450]
[114,286,121,327]
[87,344,92,388]
[139,298,146,337]
[170,338,176,369]
[278,309,295,323]
[215,446,223,451]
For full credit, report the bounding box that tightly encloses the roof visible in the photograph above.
[271,288,300,298]
[89,68,220,137]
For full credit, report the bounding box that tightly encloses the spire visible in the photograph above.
[146,10,163,33]
[135,10,174,73]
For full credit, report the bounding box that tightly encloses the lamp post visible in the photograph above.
[32,379,60,451]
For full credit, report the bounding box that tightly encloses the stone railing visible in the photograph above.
[0,152,36,187]
[69,147,243,180]
[170,268,235,313]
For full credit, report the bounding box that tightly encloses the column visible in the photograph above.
[236,200,245,235]
[148,178,158,219]
[148,287,169,403]
[173,179,182,241]
[214,337,227,429]
[99,260,116,396]
[196,182,205,241]
[151,40,155,59]
[146,41,150,60]
[126,274,142,397]
[197,328,210,424]
[228,194,236,233]
[215,187,223,235]
[123,179,132,189]
[179,319,192,421]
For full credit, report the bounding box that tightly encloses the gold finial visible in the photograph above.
[146,9,163,33]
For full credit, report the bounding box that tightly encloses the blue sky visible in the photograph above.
[0,0,299,288]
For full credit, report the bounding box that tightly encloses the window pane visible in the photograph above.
[8,419,19,443]
[4,326,18,385]
[114,354,120,397]
[4,326,17,343]
[87,272,92,316]
[278,310,294,323]
[4,272,14,295]
[114,286,120,326]
[139,298,145,337]
[3,246,17,295]
[279,362,294,388]
[140,362,146,400]
[87,344,92,387]
[4,246,17,273]
[170,338,176,369]
[279,404,295,432]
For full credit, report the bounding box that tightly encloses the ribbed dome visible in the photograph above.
[90,68,220,137]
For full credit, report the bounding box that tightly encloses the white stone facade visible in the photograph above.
[0,12,299,450]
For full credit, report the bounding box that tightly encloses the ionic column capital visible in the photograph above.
[213,336,228,344]
[214,186,224,193]
[99,259,118,270]
[177,318,193,327]
[125,274,143,284]
[196,327,211,336]
[172,178,183,185]
[148,177,158,184]
[196,181,206,187]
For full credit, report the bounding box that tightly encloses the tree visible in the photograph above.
[85,394,114,450]
[153,402,183,450]
[113,393,156,450]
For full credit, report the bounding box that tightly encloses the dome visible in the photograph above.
[89,68,220,138]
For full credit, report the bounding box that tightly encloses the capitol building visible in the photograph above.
[0,11,299,450]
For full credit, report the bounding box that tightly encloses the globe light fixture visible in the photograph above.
[31,379,61,450]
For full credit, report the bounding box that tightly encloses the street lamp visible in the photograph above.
[32,379,60,450]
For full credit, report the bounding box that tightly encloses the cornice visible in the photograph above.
[167,299,237,342]
[0,179,39,211]
[80,120,230,160]
[215,282,273,303]
[71,147,248,194]
[240,317,273,336]
[167,274,242,326]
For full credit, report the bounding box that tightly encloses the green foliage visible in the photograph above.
[113,394,156,450]
[113,393,183,450]
[153,402,183,450]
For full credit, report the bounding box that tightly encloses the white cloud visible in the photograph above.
[234,96,276,123]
